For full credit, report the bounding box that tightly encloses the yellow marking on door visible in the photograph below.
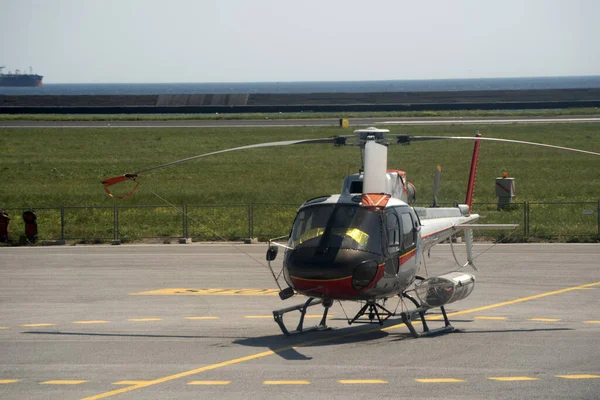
[338,379,388,384]
[0,379,20,384]
[185,316,220,320]
[488,376,539,381]
[41,380,87,385]
[474,316,507,320]
[263,380,310,385]
[128,318,162,322]
[583,320,600,324]
[529,318,561,322]
[20,323,56,327]
[73,320,110,325]
[188,381,231,385]
[131,288,279,296]
[80,280,600,400]
[112,381,151,385]
[244,316,272,319]
[556,374,600,379]
[415,378,465,383]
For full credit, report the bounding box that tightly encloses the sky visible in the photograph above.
[1,0,599,83]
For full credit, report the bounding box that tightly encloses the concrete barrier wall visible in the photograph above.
[1,89,599,114]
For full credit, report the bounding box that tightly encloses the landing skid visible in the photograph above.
[399,293,456,338]
[273,297,330,336]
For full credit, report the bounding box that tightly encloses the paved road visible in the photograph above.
[1,115,600,128]
[1,243,599,399]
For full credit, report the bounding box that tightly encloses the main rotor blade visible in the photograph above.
[409,136,600,157]
[133,137,337,177]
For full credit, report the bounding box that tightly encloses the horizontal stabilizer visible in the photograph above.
[454,224,519,230]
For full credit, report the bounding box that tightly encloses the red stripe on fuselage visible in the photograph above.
[399,248,416,265]
[290,263,385,299]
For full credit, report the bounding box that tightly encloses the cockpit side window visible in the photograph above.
[385,211,401,252]
[400,212,416,249]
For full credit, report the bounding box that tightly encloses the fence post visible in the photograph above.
[182,204,187,238]
[523,201,528,241]
[113,204,119,243]
[60,206,65,241]
[248,202,254,238]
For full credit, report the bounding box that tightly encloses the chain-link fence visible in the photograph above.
[1,201,599,244]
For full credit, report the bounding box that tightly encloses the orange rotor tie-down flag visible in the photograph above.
[101,173,139,199]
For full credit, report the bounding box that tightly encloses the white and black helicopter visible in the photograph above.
[102,127,600,337]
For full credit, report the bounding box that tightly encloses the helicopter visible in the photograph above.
[102,127,600,337]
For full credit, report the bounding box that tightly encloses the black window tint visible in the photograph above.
[386,212,400,250]
[401,213,415,248]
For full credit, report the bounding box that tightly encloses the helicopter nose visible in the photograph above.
[285,248,383,298]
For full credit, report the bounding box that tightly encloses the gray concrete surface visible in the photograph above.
[0,243,599,399]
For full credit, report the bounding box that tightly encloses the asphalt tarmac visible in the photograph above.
[1,115,600,128]
[1,243,599,400]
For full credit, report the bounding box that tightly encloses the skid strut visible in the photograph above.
[348,300,394,325]
[399,293,455,338]
[272,297,330,336]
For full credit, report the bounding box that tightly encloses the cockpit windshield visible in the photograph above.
[290,204,383,253]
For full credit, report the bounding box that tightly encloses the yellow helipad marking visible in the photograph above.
[73,320,110,325]
[41,380,87,385]
[244,316,272,319]
[529,318,561,322]
[583,320,600,324]
[80,280,600,400]
[128,318,162,322]
[131,288,279,296]
[20,323,56,327]
[263,380,310,385]
[489,376,539,381]
[338,379,388,384]
[415,378,465,383]
[556,374,600,379]
[0,379,20,384]
[185,316,220,320]
[0,326,9,329]
[188,380,231,385]
[474,316,508,320]
[113,381,151,385]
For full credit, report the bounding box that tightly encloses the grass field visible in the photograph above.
[1,123,599,242]
[0,107,599,121]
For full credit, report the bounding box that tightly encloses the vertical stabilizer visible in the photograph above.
[363,140,388,193]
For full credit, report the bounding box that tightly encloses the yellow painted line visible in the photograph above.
[415,378,465,383]
[244,316,272,319]
[583,320,600,324]
[474,316,508,320]
[128,318,162,322]
[528,318,561,322]
[20,323,56,327]
[112,381,151,385]
[556,374,600,379]
[263,380,310,385]
[73,320,110,325]
[80,280,600,400]
[0,379,20,384]
[185,316,220,320]
[411,280,600,322]
[338,379,388,384]
[131,288,279,296]
[188,380,231,385]
[41,380,87,385]
[488,376,539,381]
[0,326,9,329]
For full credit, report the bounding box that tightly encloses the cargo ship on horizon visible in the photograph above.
[0,66,43,87]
